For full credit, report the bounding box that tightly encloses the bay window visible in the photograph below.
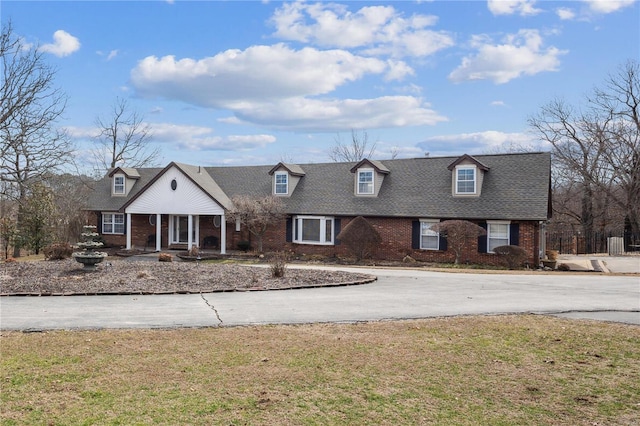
[292,216,335,245]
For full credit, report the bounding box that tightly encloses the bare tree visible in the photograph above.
[225,195,286,253]
[0,216,17,259]
[0,22,73,256]
[591,60,640,237]
[431,220,486,264]
[19,182,56,255]
[329,129,377,162]
[529,60,640,241]
[529,99,603,250]
[46,172,93,243]
[93,97,161,170]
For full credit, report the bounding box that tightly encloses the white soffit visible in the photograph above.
[126,166,224,215]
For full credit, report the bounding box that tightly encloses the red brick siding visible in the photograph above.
[94,212,540,266]
[257,216,540,267]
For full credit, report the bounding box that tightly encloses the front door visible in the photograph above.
[170,215,198,244]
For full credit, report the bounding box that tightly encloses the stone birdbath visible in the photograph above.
[73,225,108,269]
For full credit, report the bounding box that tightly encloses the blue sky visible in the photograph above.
[3,0,638,170]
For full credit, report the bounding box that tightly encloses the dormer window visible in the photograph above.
[350,159,389,197]
[357,169,374,195]
[269,163,305,197]
[448,154,489,197]
[455,166,476,194]
[274,171,288,195]
[113,174,125,195]
[108,167,140,197]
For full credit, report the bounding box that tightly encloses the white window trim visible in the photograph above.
[455,165,477,195]
[420,219,440,251]
[102,212,125,235]
[487,220,510,253]
[292,215,335,245]
[113,174,125,195]
[274,171,289,195]
[357,169,374,195]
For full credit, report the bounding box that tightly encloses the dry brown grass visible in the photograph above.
[2,315,639,425]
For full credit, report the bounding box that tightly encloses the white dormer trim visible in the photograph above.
[113,174,125,196]
[454,165,477,195]
[357,168,374,195]
[268,163,305,197]
[350,159,389,197]
[448,154,489,197]
[274,171,289,195]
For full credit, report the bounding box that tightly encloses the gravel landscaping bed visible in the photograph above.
[0,258,376,296]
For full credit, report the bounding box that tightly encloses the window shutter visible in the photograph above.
[478,222,488,253]
[97,212,103,234]
[510,223,520,246]
[285,217,292,242]
[334,218,341,245]
[412,220,421,249]
[439,220,448,251]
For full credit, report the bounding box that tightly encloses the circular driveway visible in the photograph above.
[1,266,638,330]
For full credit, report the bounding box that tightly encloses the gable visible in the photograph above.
[268,162,305,196]
[125,165,225,215]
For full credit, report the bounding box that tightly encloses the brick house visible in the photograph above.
[85,152,552,266]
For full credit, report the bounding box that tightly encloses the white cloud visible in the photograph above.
[131,44,388,107]
[227,134,277,150]
[97,49,119,60]
[554,1,634,20]
[487,0,542,16]
[270,2,454,58]
[129,43,446,132]
[41,30,80,57]
[150,122,276,151]
[67,122,275,152]
[417,131,542,155]
[230,96,447,132]
[448,29,567,84]
[490,100,507,107]
[384,60,415,81]
[556,7,576,20]
[64,125,98,139]
[584,0,636,14]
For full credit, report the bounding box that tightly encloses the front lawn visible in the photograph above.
[2,315,639,425]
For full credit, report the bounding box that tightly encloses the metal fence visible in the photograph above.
[546,230,640,255]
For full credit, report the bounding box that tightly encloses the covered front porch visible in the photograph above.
[123,164,231,254]
[124,213,227,254]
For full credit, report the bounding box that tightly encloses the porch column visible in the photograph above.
[187,214,193,251]
[126,213,132,250]
[155,214,161,252]
[195,216,200,247]
[220,213,226,255]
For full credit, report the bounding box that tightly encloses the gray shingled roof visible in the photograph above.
[86,152,551,221]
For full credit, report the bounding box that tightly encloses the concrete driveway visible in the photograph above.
[1,266,638,330]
